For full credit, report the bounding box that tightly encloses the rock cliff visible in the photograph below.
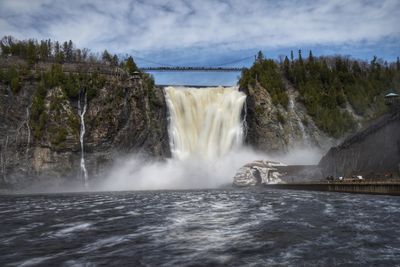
[0,61,170,188]
[240,81,333,153]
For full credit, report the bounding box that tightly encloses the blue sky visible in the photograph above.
[1,0,399,85]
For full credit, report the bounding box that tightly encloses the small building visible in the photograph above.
[385,92,399,106]
[127,71,142,85]
[131,71,141,80]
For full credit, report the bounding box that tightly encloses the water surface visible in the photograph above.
[1,189,399,266]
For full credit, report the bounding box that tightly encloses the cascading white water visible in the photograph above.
[289,98,310,146]
[101,85,322,191]
[78,91,88,186]
[164,86,247,160]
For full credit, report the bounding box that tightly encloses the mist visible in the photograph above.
[97,146,323,191]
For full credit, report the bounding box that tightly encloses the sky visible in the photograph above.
[1,0,399,85]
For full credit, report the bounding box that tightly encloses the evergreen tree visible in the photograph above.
[308,50,314,62]
[125,56,138,74]
[75,49,82,62]
[62,41,74,62]
[39,40,49,60]
[298,49,303,65]
[54,41,60,56]
[81,48,89,61]
[257,50,264,62]
[26,39,37,65]
[65,40,73,62]
[102,50,112,63]
[112,54,119,66]
[283,56,290,77]
[54,41,64,63]
[47,39,52,57]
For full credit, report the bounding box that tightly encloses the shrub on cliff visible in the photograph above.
[31,82,47,139]
[10,77,20,93]
[240,58,288,108]
[0,65,21,94]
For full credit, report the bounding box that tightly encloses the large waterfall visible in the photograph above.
[101,85,254,190]
[164,86,247,160]
[102,85,320,190]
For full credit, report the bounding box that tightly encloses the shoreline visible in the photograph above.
[265,180,400,196]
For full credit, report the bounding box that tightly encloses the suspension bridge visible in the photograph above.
[140,67,244,72]
[136,55,254,73]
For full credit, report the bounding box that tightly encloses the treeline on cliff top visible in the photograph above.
[0,36,145,97]
[0,36,156,146]
[2,36,400,139]
[0,36,139,72]
[240,50,400,137]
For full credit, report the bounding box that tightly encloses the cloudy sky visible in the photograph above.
[1,0,399,85]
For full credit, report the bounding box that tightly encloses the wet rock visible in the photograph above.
[240,80,333,153]
[0,67,170,188]
[233,160,286,186]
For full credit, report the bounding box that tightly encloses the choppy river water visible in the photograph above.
[1,188,399,266]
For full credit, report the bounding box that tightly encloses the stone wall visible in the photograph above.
[319,110,400,178]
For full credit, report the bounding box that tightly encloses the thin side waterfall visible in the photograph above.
[25,106,31,156]
[289,98,310,146]
[78,91,88,186]
[164,86,246,160]
[242,99,248,140]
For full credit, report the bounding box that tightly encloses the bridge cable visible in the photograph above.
[132,56,176,67]
[209,55,254,67]
[134,55,254,68]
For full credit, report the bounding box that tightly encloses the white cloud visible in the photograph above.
[0,0,399,56]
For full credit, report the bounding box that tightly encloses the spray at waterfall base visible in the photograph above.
[100,86,322,191]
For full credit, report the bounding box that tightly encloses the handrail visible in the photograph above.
[140,67,245,72]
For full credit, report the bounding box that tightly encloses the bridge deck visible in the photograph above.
[140,67,244,72]
[157,84,235,88]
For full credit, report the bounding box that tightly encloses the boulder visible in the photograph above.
[233,160,286,186]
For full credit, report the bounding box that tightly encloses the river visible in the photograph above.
[1,188,399,266]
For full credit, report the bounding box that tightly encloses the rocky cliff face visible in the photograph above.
[240,81,333,153]
[319,109,400,178]
[0,66,170,189]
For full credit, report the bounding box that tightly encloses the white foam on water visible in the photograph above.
[54,222,92,237]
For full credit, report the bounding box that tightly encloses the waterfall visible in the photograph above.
[164,86,246,160]
[25,107,31,156]
[78,91,88,186]
[289,98,310,146]
[102,85,322,191]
